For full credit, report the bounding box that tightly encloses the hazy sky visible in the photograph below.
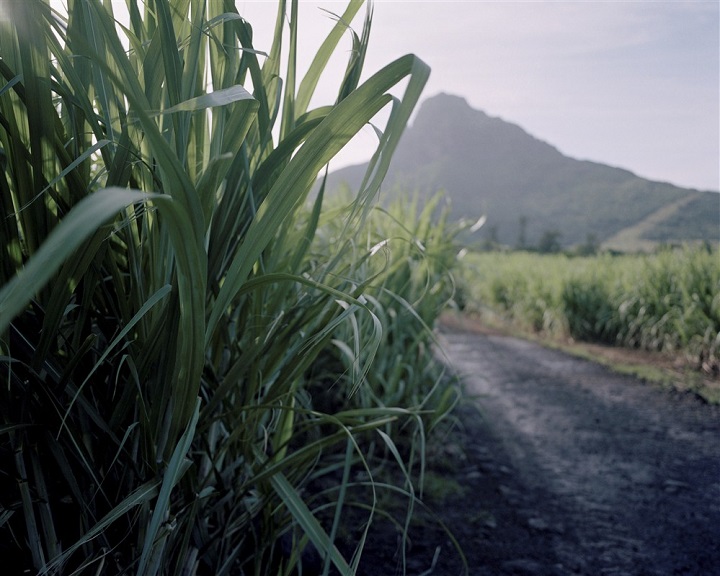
[238,1,719,191]
[35,0,719,191]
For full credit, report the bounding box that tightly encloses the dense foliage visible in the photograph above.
[458,247,720,369]
[0,1,464,574]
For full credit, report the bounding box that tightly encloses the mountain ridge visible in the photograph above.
[325,93,719,250]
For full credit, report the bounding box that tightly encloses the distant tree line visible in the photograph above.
[478,216,600,255]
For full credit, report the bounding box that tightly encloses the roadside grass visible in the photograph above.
[0,1,466,573]
[455,247,720,403]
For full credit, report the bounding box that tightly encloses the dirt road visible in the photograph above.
[433,324,720,576]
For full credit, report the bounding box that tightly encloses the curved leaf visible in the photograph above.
[206,53,430,343]
[0,188,159,335]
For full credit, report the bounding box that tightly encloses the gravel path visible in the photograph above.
[435,324,720,576]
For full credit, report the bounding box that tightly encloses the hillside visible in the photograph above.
[326,93,719,250]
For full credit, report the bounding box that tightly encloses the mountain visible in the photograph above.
[325,93,719,250]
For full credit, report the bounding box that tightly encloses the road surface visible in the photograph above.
[438,324,720,575]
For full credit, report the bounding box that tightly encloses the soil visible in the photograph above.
[347,316,720,575]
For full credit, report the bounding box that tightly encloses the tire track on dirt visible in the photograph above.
[440,326,720,576]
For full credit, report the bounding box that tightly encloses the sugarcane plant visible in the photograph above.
[0,0,469,574]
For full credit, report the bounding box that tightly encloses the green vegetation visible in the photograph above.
[458,247,720,368]
[0,1,464,574]
[642,193,720,242]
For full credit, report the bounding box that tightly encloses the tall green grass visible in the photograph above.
[313,192,466,426]
[459,247,720,367]
[300,191,468,569]
[0,1,464,573]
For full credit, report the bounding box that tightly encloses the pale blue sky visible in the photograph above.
[239,1,719,191]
